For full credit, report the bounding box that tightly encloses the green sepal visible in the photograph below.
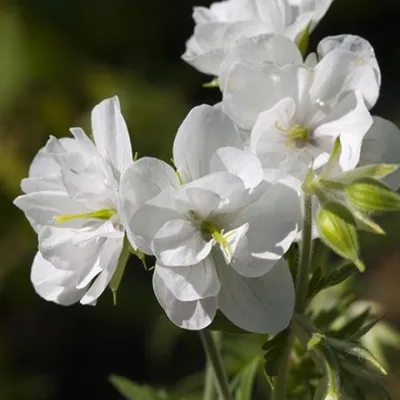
[109,237,131,305]
[316,202,365,272]
[203,77,219,88]
[346,177,400,214]
[297,22,311,56]
[326,164,399,186]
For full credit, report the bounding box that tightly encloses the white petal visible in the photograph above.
[21,176,64,194]
[250,97,296,155]
[155,259,220,302]
[120,158,179,248]
[210,147,264,189]
[219,33,302,88]
[152,220,213,267]
[315,91,373,171]
[91,96,133,175]
[311,48,380,110]
[153,271,217,330]
[223,63,310,130]
[13,191,91,233]
[233,181,300,271]
[80,236,124,305]
[317,34,381,86]
[217,257,295,334]
[220,223,249,265]
[284,11,313,41]
[185,171,246,201]
[311,0,334,28]
[174,186,223,220]
[359,117,400,190]
[173,105,242,182]
[31,252,86,306]
[182,37,227,76]
[38,226,104,271]
[128,187,183,254]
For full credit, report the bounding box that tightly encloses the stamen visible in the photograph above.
[54,208,116,223]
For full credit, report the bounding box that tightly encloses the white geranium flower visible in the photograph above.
[123,103,301,333]
[14,96,168,305]
[222,51,374,180]
[182,0,334,76]
[358,117,400,189]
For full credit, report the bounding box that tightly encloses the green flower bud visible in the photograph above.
[346,177,400,214]
[317,202,365,272]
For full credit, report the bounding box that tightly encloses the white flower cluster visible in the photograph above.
[14,0,400,334]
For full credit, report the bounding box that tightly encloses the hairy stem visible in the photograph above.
[200,331,232,400]
[272,194,313,400]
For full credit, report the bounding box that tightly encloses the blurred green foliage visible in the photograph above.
[1,0,400,399]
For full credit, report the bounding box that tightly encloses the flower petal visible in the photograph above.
[152,220,213,267]
[217,257,295,334]
[80,236,124,305]
[359,117,400,190]
[13,191,91,233]
[315,91,373,171]
[173,105,243,182]
[153,271,217,330]
[31,252,86,306]
[311,47,380,110]
[128,187,183,254]
[219,33,302,88]
[210,147,264,189]
[155,259,220,301]
[91,96,133,176]
[120,158,179,248]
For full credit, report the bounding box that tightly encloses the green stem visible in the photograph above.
[203,332,221,400]
[295,194,313,312]
[272,194,313,400]
[199,331,232,400]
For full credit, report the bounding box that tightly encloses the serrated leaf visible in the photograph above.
[109,375,168,400]
[235,357,261,400]
[330,308,371,340]
[348,315,384,341]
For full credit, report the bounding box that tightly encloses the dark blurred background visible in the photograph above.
[1,0,400,399]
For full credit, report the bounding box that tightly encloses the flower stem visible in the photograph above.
[199,331,232,400]
[203,332,221,400]
[272,194,313,400]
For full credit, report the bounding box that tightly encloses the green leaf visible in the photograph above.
[109,375,168,400]
[329,308,371,340]
[347,315,383,341]
[235,357,261,400]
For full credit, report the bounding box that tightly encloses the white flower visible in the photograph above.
[125,104,301,333]
[358,117,400,189]
[222,46,375,180]
[14,96,163,305]
[182,0,334,76]
[221,34,380,109]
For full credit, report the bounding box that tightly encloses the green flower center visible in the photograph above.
[275,122,310,149]
[188,210,234,256]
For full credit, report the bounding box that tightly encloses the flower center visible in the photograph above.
[188,210,234,256]
[275,122,310,149]
[54,208,117,223]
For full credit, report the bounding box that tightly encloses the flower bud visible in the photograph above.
[317,202,365,272]
[346,177,400,214]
